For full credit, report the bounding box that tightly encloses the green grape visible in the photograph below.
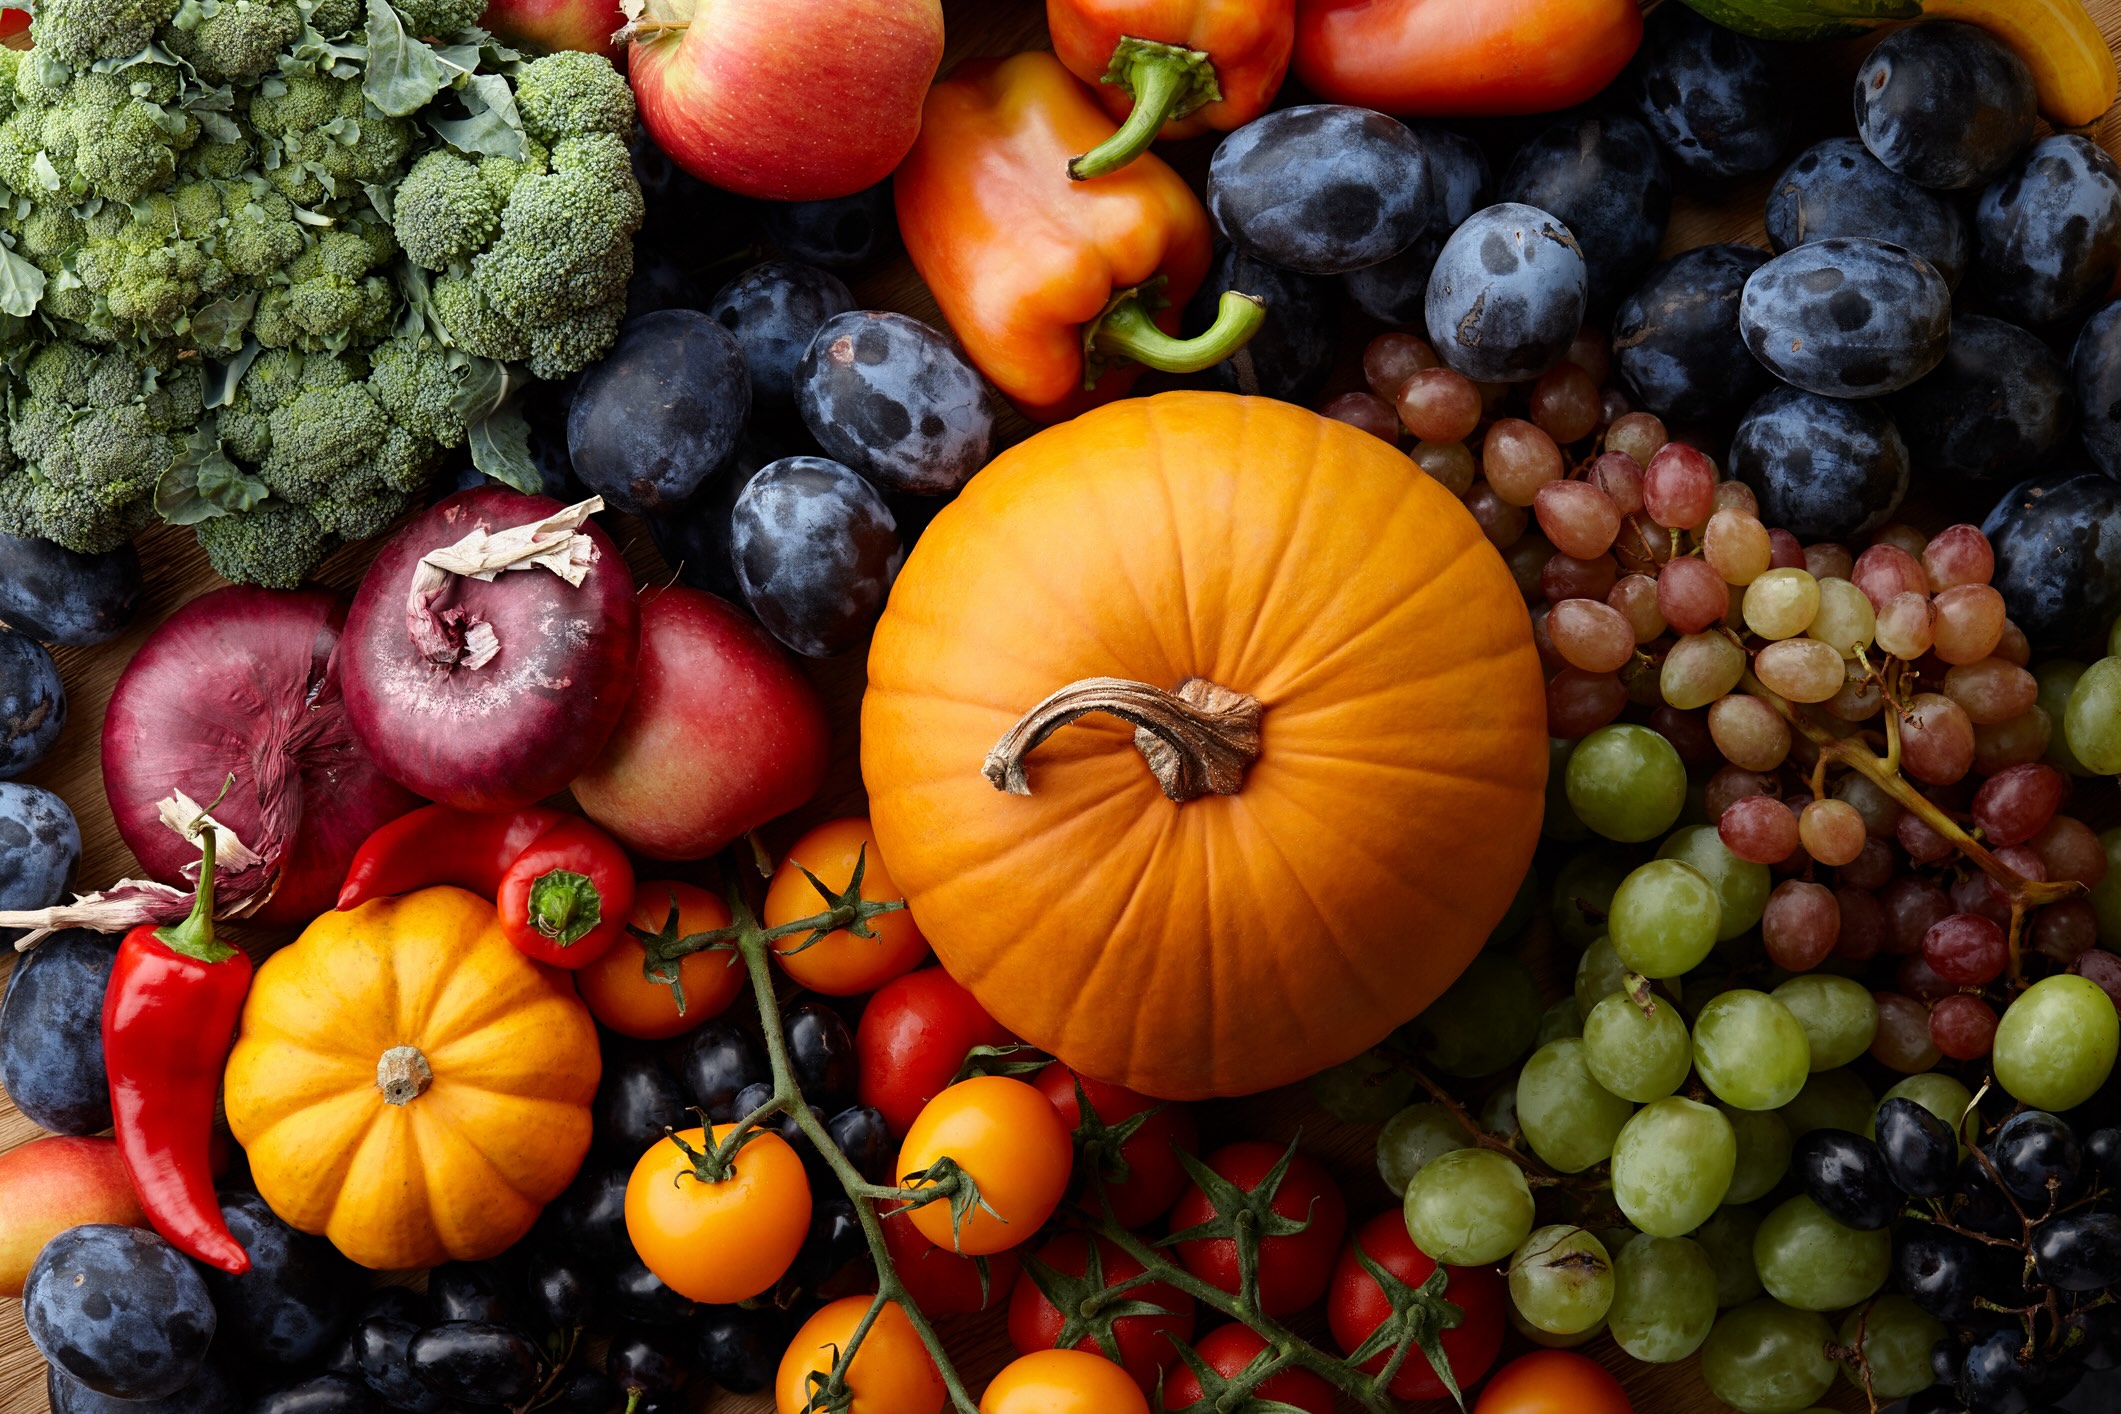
[2036,659,2095,776]
[1310,1050,1421,1123]
[1506,1301,1603,1349]
[1404,1147,1535,1266]
[1377,1102,1471,1195]
[1545,737,1592,840]
[1753,1195,1890,1311]
[1481,1077,1520,1139]
[1781,1069,1876,1140]
[1871,1073,1974,1151]
[1839,1295,1943,1399]
[1611,1097,1736,1237]
[1536,998,1584,1046]
[1993,974,2120,1111]
[1693,1206,1764,1307]
[1517,1038,1634,1173]
[1407,953,1541,1077]
[1583,990,1692,1102]
[1722,1106,1794,1205]
[1551,848,1632,951]
[1694,990,1810,1110]
[2090,826,2121,949]
[1608,1235,1718,1362]
[1565,724,1687,843]
[1487,866,1539,949]
[1771,975,1878,1072]
[1597,1224,1639,1258]
[2064,656,2121,774]
[1575,937,1628,1019]
[1657,825,1771,939]
[1607,858,1722,979]
[1701,1300,1838,1414]
[1508,1225,1614,1336]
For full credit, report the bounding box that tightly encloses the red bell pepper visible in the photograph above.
[101,830,253,1274]
[1293,0,1644,117]
[337,804,636,970]
[1048,0,1296,180]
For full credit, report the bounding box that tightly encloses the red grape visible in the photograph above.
[1832,774,1904,838]
[1871,992,1941,1073]
[1970,762,2067,846]
[1919,524,1993,591]
[1464,483,1527,547]
[1896,954,1956,1002]
[1587,451,1646,516]
[1799,799,1867,866]
[2032,901,2098,965]
[1898,809,1956,864]
[1564,325,1611,386]
[1322,391,1399,442]
[1928,994,1997,1062]
[1993,619,2031,667]
[1547,668,1628,738]
[1707,693,1790,771]
[1951,870,2012,927]
[1804,543,1855,582]
[1874,591,1936,659]
[1505,535,1553,603]
[1550,597,1635,673]
[1657,556,1730,634]
[1705,765,1778,821]
[1642,443,1716,530]
[1900,693,1976,784]
[2075,950,2121,1014]
[1711,481,1759,517]
[1931,585,2007,665]
[1838,836,1898,891]
[1530,362,1601,443]
[1852,544,1930,611]
[1484,419,1564,505]
[1397,367,1483,442]
[1764,880,1839,970]
[1721,795,1800,864]
[1412,440,1476,497]
[1882,876,1953,956]
[2030,815,2107,887]
[1649,704,1715,765]
[1703,510,1771,585]
[1923,913,2009,986]
[1767,529,1806,570]
[1608,573,1666,643]
[1943,658,2038,725]
[1363,332,1436,398]
[1834,887,1888,963]
[1872,523,1928,558]
[1604,414,1666,468]
[1535,481,1623,560]
[1543,552,1620,605]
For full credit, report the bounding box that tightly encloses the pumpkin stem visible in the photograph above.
[375,1045,433,1106]
[983,676,1263,803]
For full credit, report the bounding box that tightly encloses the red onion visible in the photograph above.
[339,489,641,810]
[101,586,421,926]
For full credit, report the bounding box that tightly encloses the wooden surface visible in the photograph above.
[9,1,2121,1410]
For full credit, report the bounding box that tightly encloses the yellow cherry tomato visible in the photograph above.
[766,817,930,995]
[578,881,745,1040]
[625,1124,810,1304]
[898,1076,1073,1256]
[981,1349,1152,1414]
[776,1295,945,1414]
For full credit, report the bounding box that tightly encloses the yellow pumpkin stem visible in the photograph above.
[983,676,1264,803]
[375,1045,433,1107]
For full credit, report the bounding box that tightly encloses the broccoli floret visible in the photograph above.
[217,187,309,278]
[524,300,624,382]
[260,381,390,503]
[515,51,637,147]
[162,0,305,84]
[368,334,474,444]
[252,228,398,351]
[0,469,158,552]
[305,0,364,36]
[390,0,487,37]
[393,148,503,271]
[429,272,531,362]
[195,500,330,588]
[72,195,231,338]
[375,423,443,494]
[34,0,184,68]
[249,72,413,207]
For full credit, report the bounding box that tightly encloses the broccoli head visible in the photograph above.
[252,228,399,352]
[368,334,476,445]
[388,0,488,37]
[515,51,638,148]
[71,194,234,338]
[428,272,531,363]
[194,499,331,589]
[161,0,305,84]
[393,148,503,271]
[249,72,414,207]
[33,0,184,68]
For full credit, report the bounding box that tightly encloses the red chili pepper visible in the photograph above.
[338,804,635,970]
[102,831,253,1275]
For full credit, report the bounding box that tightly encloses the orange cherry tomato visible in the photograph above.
[980,1349,1151,1414]
[1472,1351,1633,1414]
[765,818,930,995]
[776,1296,945,1414]
[898,1076,1073,1256]
[578,881,745,1039]
[625,1124,810,1304]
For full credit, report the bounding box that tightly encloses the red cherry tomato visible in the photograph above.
[1168,1142,1347,1318]
[857,968,1015,1136]
[1473,1350,1632,1414]
[1161,1324,1336,1414]
[1032,1064,1198,1229]
[881,1208,1019,1317]
[1006,1232,1195,1393]
[1327,1210,1505,1400]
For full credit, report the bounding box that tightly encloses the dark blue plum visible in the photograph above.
[48,1360,237,1414]
[1855,22,2036,191]
[1343,126,1491,324]
[1731,385,1908,541]
[1791,1130,1897,1229]
[0,776,83,916]
[1612,243,1770,425]
[610,1258,698,1327]
[1766,138,1972,288]
[1976,135,2121,327]
[681,1021,768,1119]
[569,311,751,515]
[595,1049,691,1158]
[796,310,998,495]
[0,626,64,779]
[708,261,855,421]
[730,455,902,658]
[201,1190,356,1365]
[1894,314,2071,485]
[406,1322,542,1406]
[625,239,714,323]
[1186,244,1335,401]
[2072,300,2121,479]
[0,534,141,647]
[426,1261,518,1326]
[1206,105,1431,276]
[633,132,741,252]
[1500,114,1669,314]
[245,1374,377,1414]
[1635,4,1791,181]
[694,1306,780,1395]
[0,926,113,1134]
[644,434,795,603]
[1739,237,1950,397]
[24,1226,216,1400]
[1982,470,2121,651]
[1424,203,1588,383]
[758,180,897,273]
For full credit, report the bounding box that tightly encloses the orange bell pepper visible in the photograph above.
[1293,0,1644,116]
[894,52,1265,425]
[1047,0,1296,180]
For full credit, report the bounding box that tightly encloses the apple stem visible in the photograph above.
[616,14,689,42]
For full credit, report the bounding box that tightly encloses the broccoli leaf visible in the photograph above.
[205,341,263,410]
[430,71,527,159]
[191,292,257,352]
[0,242,45,318]
[363,0,448,116]
[467,403,540,494]
[450,353,518,425]
[156,428,270,525]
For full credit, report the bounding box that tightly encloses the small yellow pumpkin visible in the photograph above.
[224,887,601,1269]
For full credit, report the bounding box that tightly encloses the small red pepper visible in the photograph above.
[338,804,636,970]
[102,830,253,1274]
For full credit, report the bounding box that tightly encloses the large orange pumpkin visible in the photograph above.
[862,392,1546,1099]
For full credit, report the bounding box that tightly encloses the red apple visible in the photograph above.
[622,0,944,201]
[0,1137,148,1297]
[574,586,829,860]
[479,0,624,58]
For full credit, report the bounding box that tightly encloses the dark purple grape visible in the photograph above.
[1425,203,1589,383]
[1960,1324,2080,1409]
[1875,1097,1957,1198]
[796,310,998,495]
[695,1305,781,1395]
[595,1050,691,1157]
[546,1162,633,1267]
[758,180,897,273]
[682,1022,766,1120]
[47,1360,237,1414]
[777,1196,865,1301]
[1894,315,2073,486]
[1767,137,1973,288]
[2034,1213,2121,1291]
[1499,113,1669,312]
[1187,244,1335,402]
[1731,385,1908,541]
[827,1104,892,1183]
[1635,4,1791,182]
[546,1368,623,1414]
[426,1261,517,1327]
[1206,105,1431,275]
[730,1080,827,1171]
[1855,21,2036,191]
[569,311,751,516]
[730,455,903,658]
[2087,1127,2121,1184]
[707,261,855,421]
[611,1258,699,1327]
[407,1323,542,1406]
[607,1325,688,1403]
[643,434,794,604]
[1739,237,1950,397]
[1895,1225,1982,1320]
[1953,1155,2022,1239]
[0,926,113,1134]
[1612,243,1770,424]
[1982,470,2121,651]
[2068,1304,2121,1371]
[1343,126,1491,323]
[1793,1129,1898,1229]
[24,1227,215,1400]
[526,1249,594,1335]
[1990,1110,2086,1207]
[201,1190,356,1366]
[245,1374,377,1414]
[0,533,141,646]
[2071,301,2121,480]
[1976,135,2121,327]
[352,1305,445,1414]
[784,1003,858,1109]
[0,627,64,779]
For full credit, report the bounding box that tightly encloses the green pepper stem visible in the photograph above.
[528,868,602,947]
[1069,37,1222,182]
[1091,289,1265,379]
[155,829,236,965]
